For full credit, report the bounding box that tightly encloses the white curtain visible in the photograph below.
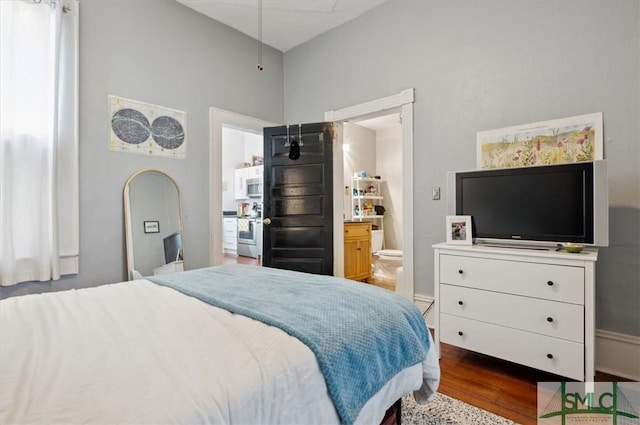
[0,0,79,286]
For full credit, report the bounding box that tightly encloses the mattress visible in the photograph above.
[0,277,439,424]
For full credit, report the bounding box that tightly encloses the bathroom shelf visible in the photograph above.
[353,215,383,219]
[352,195,383,200]
[351,177,384,236]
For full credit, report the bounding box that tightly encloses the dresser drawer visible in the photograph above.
[344,223,371,239]
[440,254,584,304]
[440,314,584,380]
[440,284,584,342]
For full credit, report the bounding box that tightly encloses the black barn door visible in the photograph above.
[262,122,334,275]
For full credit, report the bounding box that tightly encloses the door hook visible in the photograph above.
[284,125,304,147]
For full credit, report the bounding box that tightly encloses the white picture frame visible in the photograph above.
[446,215,472,245]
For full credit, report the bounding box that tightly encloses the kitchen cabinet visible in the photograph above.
[351,177,384,233]
[433,243,597,381]
[223,217,237,253]
[248,165,263,178]
[344,221,372,281]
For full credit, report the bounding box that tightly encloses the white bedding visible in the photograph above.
[0,279,439,424]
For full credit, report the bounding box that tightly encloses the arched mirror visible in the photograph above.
[124,169,184,280]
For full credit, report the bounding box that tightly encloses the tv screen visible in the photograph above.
[452,161,608,246]
[163,231,182,264]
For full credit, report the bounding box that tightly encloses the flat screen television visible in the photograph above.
[447,161,608,246]
[163,231,183,264]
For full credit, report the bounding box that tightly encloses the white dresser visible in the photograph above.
[432,243,598,381]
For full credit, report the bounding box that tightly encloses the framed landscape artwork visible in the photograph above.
[476,112,603,169]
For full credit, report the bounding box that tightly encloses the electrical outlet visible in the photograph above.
[432,187,441,200]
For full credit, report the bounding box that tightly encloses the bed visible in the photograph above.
[0,264,440,424]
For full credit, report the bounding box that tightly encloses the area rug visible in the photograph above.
[401,393,519,425]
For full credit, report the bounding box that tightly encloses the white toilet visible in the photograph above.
[371,230,403,284]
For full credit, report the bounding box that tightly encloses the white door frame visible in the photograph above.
[209,108,277,266]
[325,88,415,300]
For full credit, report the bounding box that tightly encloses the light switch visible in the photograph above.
[432,187,440,200]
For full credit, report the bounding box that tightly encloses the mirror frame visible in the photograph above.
[124,169,185,280]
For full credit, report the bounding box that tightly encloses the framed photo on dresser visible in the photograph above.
[446,215,472,245]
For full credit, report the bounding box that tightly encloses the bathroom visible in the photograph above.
[344,113,403,290]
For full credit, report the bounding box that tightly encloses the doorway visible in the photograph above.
[209,108,277,267]
[325,88,415,300]
[345,112,403,291]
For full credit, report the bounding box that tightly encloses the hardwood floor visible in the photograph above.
[223,252,261,266]
[437,341,629,424]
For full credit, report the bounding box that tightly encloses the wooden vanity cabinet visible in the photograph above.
[344,222,372,281]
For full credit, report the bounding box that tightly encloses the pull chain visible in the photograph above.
[257,0,263,71]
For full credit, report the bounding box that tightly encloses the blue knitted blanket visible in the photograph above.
[147,264,430,425]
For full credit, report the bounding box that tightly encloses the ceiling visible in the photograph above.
[175,0,389,52]
[177,0,396,131]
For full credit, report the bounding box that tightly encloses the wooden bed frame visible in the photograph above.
[381,398,402,425]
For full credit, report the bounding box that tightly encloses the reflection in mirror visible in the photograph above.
[124,170,184,280]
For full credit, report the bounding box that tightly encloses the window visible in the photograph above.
[0,0,79,286]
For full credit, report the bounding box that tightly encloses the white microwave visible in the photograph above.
[246,178,262,198]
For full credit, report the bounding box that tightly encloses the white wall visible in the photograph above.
[244,132,263,161]
[222,127,246,211]
[283,0,640,337]
[376,124,403,250]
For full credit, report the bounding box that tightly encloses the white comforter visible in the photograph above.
[0,279,439,424]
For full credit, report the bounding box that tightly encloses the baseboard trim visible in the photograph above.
[595,329,640,381]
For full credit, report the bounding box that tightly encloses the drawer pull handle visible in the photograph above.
[547,353,554,359]
[547,317,554,322]
[458,331,464,336]
[458,300,464,305]
[458,269,464,275]
[547,280,554,286]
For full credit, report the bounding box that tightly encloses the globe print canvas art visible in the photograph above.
[109,95,187,158]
